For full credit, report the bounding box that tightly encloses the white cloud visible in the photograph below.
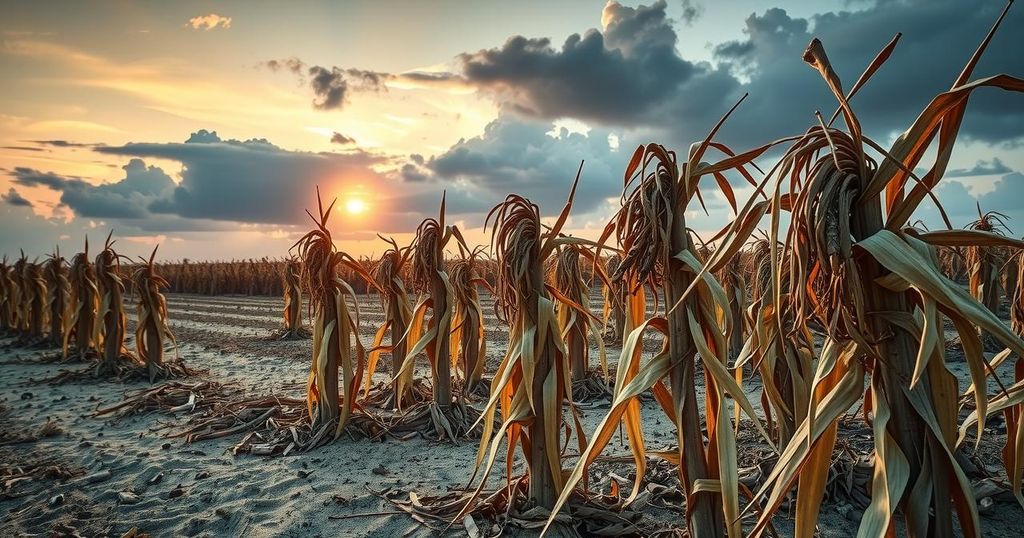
[187,14,232,31]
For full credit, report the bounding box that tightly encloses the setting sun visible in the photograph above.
[344,197,366,215]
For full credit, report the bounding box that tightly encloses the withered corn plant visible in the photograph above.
[601,254,627,345]
[728,16,1024,536]
[717,253,747,362]
[465,172,588,513]
[1013,250,1024,336]
[393,196,482,440]
[965,206,1009,317]
[132,246,186,382]
[938,246,967,282]
[553,243,608,400]
[366,234,421,407]
[449,247,491,396]
[43,248,70,349]
[737,237,812,448]
[365,235,423,409]
[292,190,381,446]
[978,248,1024,507]
[548,139,769,538]
[277,257,310,339]
[19,254,48,345]
[93,233,138,376]
[1005,250,1019,316]
[63,239,100,361]
[0,257,17,335]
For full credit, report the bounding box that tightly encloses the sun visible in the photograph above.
[344,197,367,215]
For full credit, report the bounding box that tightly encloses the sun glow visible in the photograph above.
[344,197,367,215]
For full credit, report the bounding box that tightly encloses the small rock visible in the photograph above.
[119,491,140,504]
[150,471,164,485]
[196,471,210,480]
[21,392,33,400]
[297,470,311,479]
[49,494,64,507]
[169,486,186,499]
[215,508,231,519]
[161,443,172,450]
[371,465,389,476]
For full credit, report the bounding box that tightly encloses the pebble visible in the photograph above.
[119,491,140,504]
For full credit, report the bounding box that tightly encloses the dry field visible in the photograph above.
[1,289,1022,537]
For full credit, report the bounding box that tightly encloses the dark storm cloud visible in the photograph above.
[431,0,1024,149]
[12,159,174,219]
[93,130,390,224]
[455,1,735,128]
[263,58,389,111]
[330,132,356,145]
[2,188,32,207]
[708,0,1024,147]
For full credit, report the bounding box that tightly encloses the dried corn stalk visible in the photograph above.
[729,16,1024,537]
[391,196,483,440]
[449,249,490,395]
[365,236,420,408]
[19,254,48,343]
[466,170,587,511]
[965,206,1009,317]
[0,257,17,334]
[601,254,627,345]
[736,238,812,447]
[94,233,137,376]
[63,239,100,361]
[278,257,310,339]
[132,246,179,382]
[292,190,376,440]
[718,253,747,362]
[44,248,70,348]
[405,198,457,410]
[548,141,769,538]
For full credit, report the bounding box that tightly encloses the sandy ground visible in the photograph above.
[1,290,1022,537]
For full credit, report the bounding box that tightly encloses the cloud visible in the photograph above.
[12,158,175,219]
[187,14,232,31]
[680,0,703,26]
[85,130,390,225]
[452,1,734,129]
[412,114,626,216]
[913,172,1024,232]
[330,132,356,145]
[382,0,1023,149]
[28,139,96,148]
[708,1,1024,147]
[944,158,1013,178]
[2,188,32,207]
[263,59,389,111]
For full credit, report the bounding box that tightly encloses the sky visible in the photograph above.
[1,0,1022,261]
